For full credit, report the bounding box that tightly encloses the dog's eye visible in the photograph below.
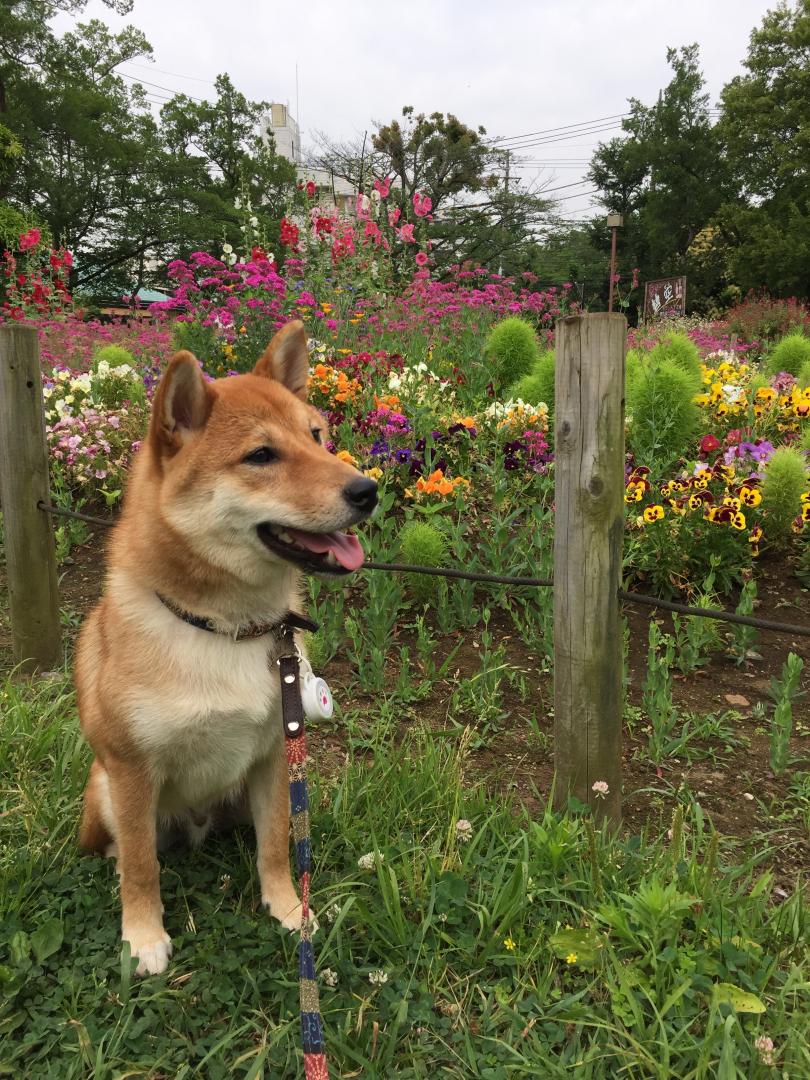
[311,428,322,444]
[243,446,277,465]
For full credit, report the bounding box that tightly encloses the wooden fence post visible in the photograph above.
[553,313,626,824]
[0,324,61,672]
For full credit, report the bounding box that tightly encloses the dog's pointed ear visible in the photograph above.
[253,320,309,400]
[150,351,215,453]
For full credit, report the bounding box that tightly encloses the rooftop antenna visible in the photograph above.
[295,61,300,158]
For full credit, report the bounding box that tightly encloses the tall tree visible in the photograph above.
[313,107,552,273]
[588,45,727,310]
[715,0,810,297]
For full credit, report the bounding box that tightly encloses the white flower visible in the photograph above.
[234,196,243,210]
[249,215,258,227]
[324,902,341,923]
[321,967,338,987]
[222,243,233,255]
[722,384,743,404]
[455,819,473,843]
[754,1035,776,1066]
[357,851,383,871]
[591,780,609,799]
[368,969,388,986]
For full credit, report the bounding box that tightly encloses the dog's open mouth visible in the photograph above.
[257,523,365,575]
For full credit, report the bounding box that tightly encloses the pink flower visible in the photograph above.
[413,192,432,218]
[415,251,429,267]
[631,267,640,289]
[374,175,391,199]
[388,206,401,227]
[398,223,415,244]
[19,228,41,253]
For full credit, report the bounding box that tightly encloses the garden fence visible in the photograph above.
[2,319,808,826]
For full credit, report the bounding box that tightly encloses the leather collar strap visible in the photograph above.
[156,593,319,641]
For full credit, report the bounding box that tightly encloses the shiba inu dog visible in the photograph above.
[75,320,377,975]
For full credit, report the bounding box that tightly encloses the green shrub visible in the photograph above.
[760,447,808,542]
[93,344,135,370]
[398,520,448,604]
[648,332,702,394]
[797,360,810,389]
[625,348,643,393]
[801,426,810,453]
[626,360,700,471]
[485,317,540,387]
[172,320,219,368]
[767,333,810,378]
[511,350,555,415]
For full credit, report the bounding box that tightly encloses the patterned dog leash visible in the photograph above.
[276,616,329,1080]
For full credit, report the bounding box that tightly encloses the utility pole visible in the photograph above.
[607,213,624,312]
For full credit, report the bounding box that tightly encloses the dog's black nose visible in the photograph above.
[343,477,378,514]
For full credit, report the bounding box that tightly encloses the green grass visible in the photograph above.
[1,672,809,1078]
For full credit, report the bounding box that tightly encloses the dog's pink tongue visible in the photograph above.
[287,529,365,571]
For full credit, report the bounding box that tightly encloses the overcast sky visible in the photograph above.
[61,0,775,218]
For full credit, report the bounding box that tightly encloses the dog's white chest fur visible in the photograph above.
[125,605,285,815]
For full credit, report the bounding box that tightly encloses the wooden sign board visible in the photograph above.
[644,276,686,320]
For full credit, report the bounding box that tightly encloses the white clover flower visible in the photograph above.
[321,968,338,987]
[591,780,609,799]
[754,1035,776,1066]
[324,902,341,923]
[368,969,388,986]
[357,851,383,871]
[455,819,473,843]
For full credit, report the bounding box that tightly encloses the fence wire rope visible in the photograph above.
[38,500,810,639]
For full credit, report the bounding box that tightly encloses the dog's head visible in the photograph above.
[146,321,377,577]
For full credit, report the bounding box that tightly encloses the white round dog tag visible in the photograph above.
[301,671,333,721]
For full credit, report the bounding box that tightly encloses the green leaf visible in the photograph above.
[712,982,766,1013]
[9,931,30,966]
[30,918,64,963]
[548,928,606,968]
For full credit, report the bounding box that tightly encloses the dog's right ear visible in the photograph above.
[149,351,215,454]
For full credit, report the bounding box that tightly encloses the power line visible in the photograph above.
[117,69,206,103]
[487,113,628,145]
[121,61,214,85]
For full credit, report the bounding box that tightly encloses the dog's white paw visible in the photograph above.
[124,927,173,976]
[264,896,319,934]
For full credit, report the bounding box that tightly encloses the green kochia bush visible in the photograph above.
[797,360,810,389]
[626,359,700,471]
[760,447,808,542]
[647,332,703,394]
[398,519,448,604]
[767,333,810,378]
[485,317,540,386]
[511,350,555,415]
[92,344,135,370]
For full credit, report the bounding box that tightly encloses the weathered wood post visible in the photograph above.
[553,313,626,824]
[0,324,62,672]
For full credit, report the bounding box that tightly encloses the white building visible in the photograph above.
[262,102,358,214]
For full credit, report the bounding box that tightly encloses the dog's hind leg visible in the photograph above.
[247,751,305,931]
[78,758,114,854]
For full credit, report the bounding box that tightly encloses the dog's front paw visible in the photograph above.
[124,926,173,976]
[263,894,318,934]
